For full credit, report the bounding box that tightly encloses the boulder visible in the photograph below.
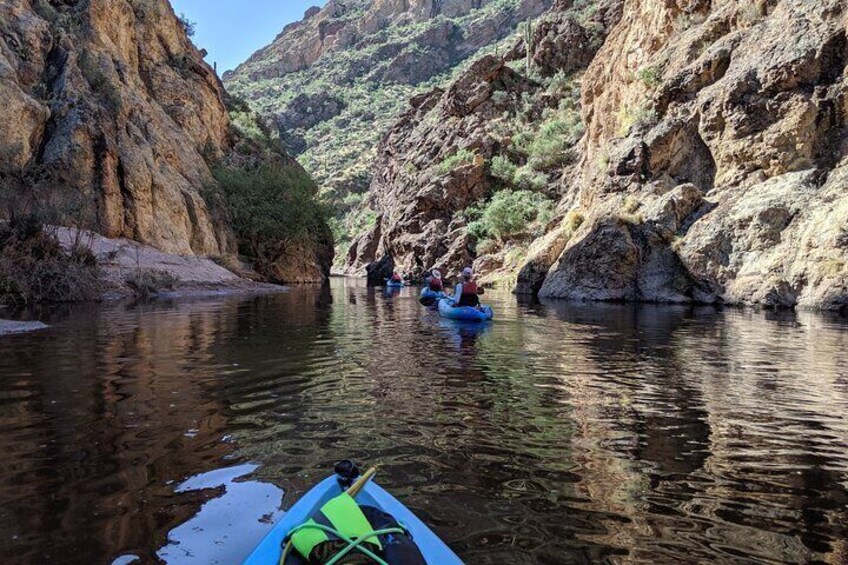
[366,254,394,286]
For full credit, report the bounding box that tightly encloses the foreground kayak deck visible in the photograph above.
[243,475,462,564]
[438,298,494,322]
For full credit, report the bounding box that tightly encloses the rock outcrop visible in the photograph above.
[346,0,621,280]
[349,0,848,310]
[540,0,848,311]
[346,55,534,279]
[0,0,331,283]
[1,0,230,255]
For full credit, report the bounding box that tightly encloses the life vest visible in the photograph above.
[429,278,443,291]
[288,493,426,565]
[391,273,402,282]
[461,281,477,296]
[291,493,382,562]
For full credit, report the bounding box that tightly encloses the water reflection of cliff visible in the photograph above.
[0,288,334,564]
[535,301,848,564]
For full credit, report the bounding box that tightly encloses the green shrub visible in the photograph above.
[466,190,555,242]
[207,163,330,269]
[511,98,583,172]
[491,90,510,106]
[436,148,476,176]
[514,166,549,191]
[490,155,518,185]
[467,219,488,241]
[637,66,661,90]
[526,121,578,169]
[546,70,574,97]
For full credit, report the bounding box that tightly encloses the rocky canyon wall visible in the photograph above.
[542,0,848,310]
[1,0,234,255]
[0,0,332,282]
[348,0,848,310]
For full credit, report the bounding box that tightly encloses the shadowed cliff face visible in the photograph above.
[347,0,848,310]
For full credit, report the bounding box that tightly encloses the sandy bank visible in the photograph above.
[56,228,286,298]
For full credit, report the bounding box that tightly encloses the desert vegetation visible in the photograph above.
[0,217,101,306]
[225,0,545,259]
[206,163,330,277]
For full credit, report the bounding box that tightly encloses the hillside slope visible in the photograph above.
[224,0,553,261]
[347,0,848,311]
[0,0,331,283]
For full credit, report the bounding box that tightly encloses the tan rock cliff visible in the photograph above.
[0,0,331,282]
[542,0,848,310]
[1,0,231,255]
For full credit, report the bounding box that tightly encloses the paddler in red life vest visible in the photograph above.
[390,272,403,283]
[452,266,483,307]
[428,269,444,292]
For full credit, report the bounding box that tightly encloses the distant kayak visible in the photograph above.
[386,280,405,288]
[419,287,446,307]
[243,466,462,565]
[437,298,493,322]
[420,288,446,300]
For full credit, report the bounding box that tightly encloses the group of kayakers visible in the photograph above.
[390,266,483,308]
[390,266,494,321]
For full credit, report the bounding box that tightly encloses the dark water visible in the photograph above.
[1,278,847,565]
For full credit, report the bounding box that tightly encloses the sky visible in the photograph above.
[169,0,326,74]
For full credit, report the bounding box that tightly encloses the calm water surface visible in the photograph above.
[1,278,847,564]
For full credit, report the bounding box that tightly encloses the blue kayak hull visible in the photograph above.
[242,475,462,565]
[438,298,493,321]
[420,288,446,300]
[386,280,404,288]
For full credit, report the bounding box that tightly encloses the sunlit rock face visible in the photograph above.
[346,0,847,309]
[0,0,332,282]
[540,0,848,310]
[0,0,234,255]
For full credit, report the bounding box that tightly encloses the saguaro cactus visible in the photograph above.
[524,17,534,78]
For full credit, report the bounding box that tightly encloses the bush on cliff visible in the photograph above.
[207,163,331,275]
[466,190,554,243]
